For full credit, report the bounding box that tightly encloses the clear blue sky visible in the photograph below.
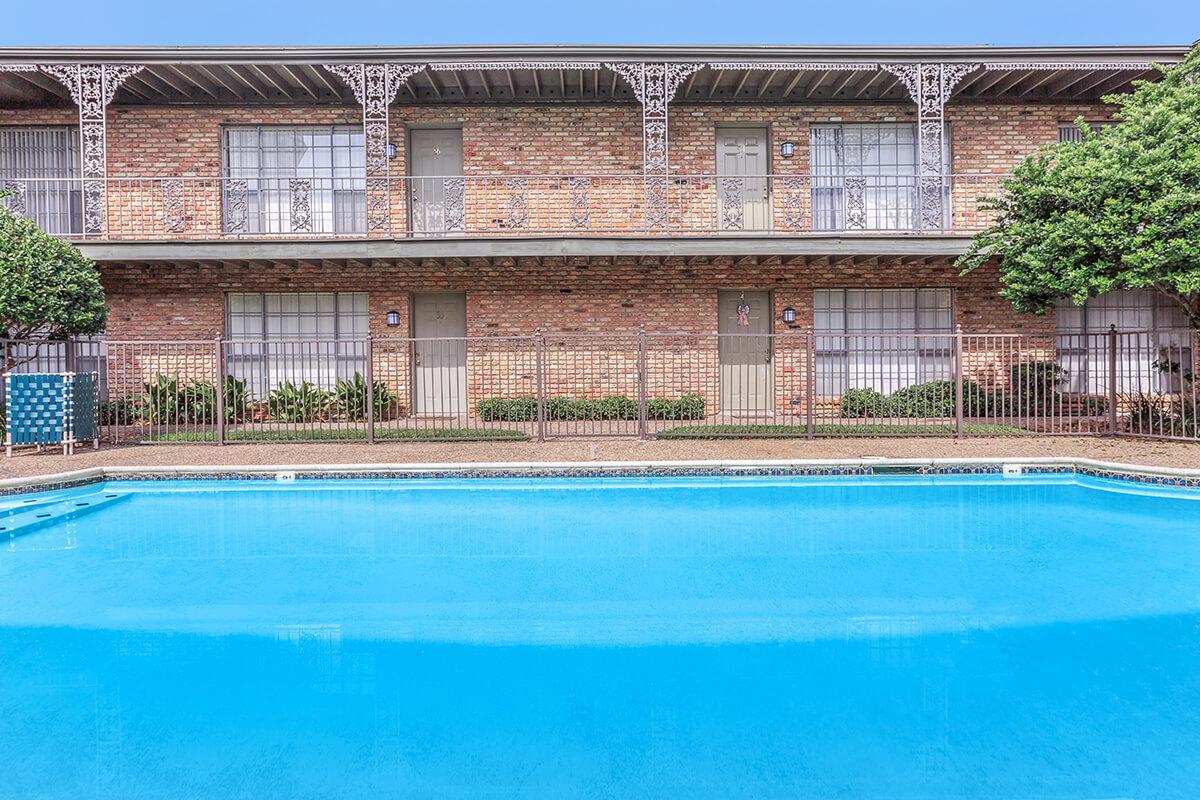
[1,0,1196,46]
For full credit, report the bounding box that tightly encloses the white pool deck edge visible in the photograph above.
[4,456,1200,493]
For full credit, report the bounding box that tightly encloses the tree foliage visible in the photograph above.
[957,46,1200,328]
[0,203,107,347]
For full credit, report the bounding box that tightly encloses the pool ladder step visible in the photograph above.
[0,491,131,536]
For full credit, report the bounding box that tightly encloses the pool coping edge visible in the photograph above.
[4,457,1200,495]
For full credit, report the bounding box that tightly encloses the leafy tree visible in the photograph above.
[1,202,107,369]
[958,46,1200,329]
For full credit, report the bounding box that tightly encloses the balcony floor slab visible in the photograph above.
[75,234,976,264]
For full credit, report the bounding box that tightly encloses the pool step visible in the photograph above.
[0,491,131,536]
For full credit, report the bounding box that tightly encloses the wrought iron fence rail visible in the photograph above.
[0,173,1007,239]
[2,328,1196,445]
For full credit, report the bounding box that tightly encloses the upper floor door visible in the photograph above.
[716,127,771,233]
[409,129,464,236]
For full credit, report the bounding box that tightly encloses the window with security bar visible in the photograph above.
[1056,289,1192,394]
[225,292,369,397]
[810,123,950,232]
[222,126,366,235]
[0,126,81,235]
[1057,121,1109,143]
[814,288,954,396]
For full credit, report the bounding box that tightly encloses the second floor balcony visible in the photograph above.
[1,172,1005,240]
[1,44,1182,246]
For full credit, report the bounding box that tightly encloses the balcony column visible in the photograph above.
[607,62,702,232]
[880,63,976,231]
[40,64,143,236]
[323,63,425,234]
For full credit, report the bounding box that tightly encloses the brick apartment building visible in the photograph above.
[0,44,1193,424]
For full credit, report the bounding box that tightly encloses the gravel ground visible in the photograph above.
[4,436,1200,478]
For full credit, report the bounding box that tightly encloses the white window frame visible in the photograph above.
[221,126,366,235]
[0,125,82,234]
[1056,290,1192,394]
[224,292,369,396]
[810,122,951,232]
[814,288,955,395]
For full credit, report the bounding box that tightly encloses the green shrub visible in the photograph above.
[546,395,586,420]
[268,381,334,423]
[222,376,251,423]
[476,396,538,421]
[839,387,888,418]
[143,374,217,424]
[841,380,992,419]
[887,380,958,417]
[100,397,143,425]
[1008,361,1067,412]
[647,393,706,420]
[1126,392,1200,436]
[475,393,706,422]
[334,373,394,421]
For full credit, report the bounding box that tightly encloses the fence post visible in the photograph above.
[1108,325,1119,435]
[954,324,964,439]
[535,328,546,443]
[214,336,226,446]
[365,336,375,445]
[805,327,815,439]
[637,324,648,440]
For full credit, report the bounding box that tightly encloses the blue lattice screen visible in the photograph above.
[4,372,99,453]
[71,373,99,442]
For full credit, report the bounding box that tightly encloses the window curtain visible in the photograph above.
[223,127,365,234]
[0,126,81,234]
[815,288,954,395]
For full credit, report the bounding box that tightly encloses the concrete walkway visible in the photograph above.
[4,436,1200,479]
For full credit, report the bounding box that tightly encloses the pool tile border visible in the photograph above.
[5,457,1200,497]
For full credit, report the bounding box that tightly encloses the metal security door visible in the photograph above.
[409,129,464,235]
[716,127,770,232]
[719,290,773,416]
[412,292,467,416]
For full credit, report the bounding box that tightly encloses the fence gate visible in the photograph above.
[540,333,645,438]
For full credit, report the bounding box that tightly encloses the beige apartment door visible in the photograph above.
[412,292,467,416]
[718,290,773,416]
[716,127,771,232]
[409,129,464,235]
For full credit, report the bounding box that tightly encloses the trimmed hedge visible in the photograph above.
[838,371,1089,420]
[477,393,705,422]
[840,381,985,419]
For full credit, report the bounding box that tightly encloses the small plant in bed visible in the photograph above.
[334,373,394,421]
[142,375,217,424]
[268,381,334,423]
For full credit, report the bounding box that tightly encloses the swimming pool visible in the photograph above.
[2,471,1198,798]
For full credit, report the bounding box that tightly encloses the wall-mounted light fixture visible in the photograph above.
[779,141,796,159]
[385,310,401,327]
[386,143,398,160]
[781,306,797,325]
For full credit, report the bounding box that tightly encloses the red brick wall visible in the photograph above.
[98,256,1045,340]
[95,256,1051,414]
[0,99,1116,237]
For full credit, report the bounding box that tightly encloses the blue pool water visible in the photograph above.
[1,473,1198,799]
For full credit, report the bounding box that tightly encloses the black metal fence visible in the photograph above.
[3,328,1197,445]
